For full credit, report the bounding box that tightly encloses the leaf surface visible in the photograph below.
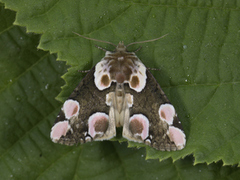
[0,1,240,179]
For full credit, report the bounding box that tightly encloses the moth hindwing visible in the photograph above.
[50,41,186,151]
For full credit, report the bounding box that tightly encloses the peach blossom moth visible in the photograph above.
[50,34,186,151]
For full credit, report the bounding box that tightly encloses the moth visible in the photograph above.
[50,34,186,151]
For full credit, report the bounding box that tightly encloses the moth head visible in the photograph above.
[115,41,126,52]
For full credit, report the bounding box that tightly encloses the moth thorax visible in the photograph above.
[115,72,125,83]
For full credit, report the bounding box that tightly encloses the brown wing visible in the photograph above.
[51,67,116,145]
[124,70,185,151]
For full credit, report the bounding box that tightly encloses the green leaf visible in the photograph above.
[0,0,240,179]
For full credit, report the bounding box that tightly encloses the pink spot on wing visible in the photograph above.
[168,126,186,150]
[159,104,175,125]
[127,62,146,92]
[88,112,109,138]
[94,61,112,90]
[95,73,112,90]
[129,114,149,140]
[63,100,80,119]
[50,121,71,143]
[129,70,146,92]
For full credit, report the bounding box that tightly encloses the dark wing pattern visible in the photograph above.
[51,67,116,145]
[124,70,185,151]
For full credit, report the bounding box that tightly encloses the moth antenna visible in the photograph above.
[95,45,108,52]
[126,34,169,48]
[78,69,91,73]
[73,32,117,47]
[147,67,161,71]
